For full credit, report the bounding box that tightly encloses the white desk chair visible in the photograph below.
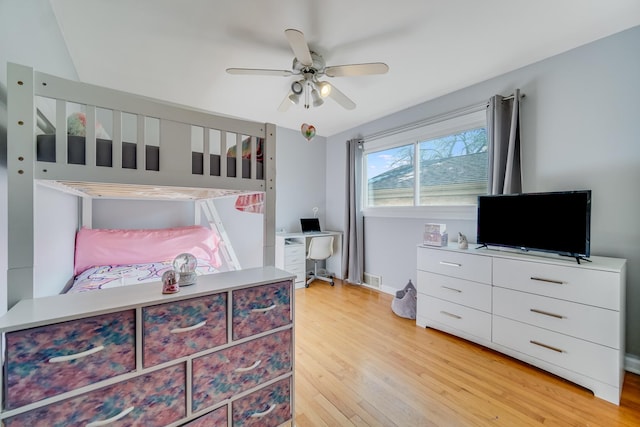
[306,235,334,287]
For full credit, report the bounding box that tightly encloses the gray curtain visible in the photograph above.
[342,139,363,284]
[487,89,522,194]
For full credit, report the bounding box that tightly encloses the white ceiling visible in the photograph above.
[49,0,640,137]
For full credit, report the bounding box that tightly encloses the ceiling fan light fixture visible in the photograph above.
[288,92,300,104]
[311,88,324,107]
[291,80,304,95]
[317,81,332,98]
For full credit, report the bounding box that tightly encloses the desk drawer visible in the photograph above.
[192,329,292,411]
[4,363,186,427]
[5,310,135,409]
[417,247,492,284]
[233,281,292,340]
[143,293,227,367]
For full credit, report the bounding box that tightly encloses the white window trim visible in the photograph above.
[362,109,487,217]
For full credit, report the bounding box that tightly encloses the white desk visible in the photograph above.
[275,231,343,288]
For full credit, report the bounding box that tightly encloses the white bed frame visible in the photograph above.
[6,62,277,309]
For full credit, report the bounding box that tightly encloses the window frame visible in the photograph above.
[362,109,487,220]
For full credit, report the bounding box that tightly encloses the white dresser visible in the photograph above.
[416,245,626,404]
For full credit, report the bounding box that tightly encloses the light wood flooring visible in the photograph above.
[293,279,640,426]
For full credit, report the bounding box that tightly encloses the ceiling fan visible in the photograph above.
[226,29,389,111]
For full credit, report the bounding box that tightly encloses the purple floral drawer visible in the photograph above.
[232,281,292,340]
[192,329,292,412]
[143,293,227,367]
[232,378,292,427]
[4,363,186,427]
[4,310,136,410]
[184,406,228,426]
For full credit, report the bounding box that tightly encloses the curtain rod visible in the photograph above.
[362,92,524,143]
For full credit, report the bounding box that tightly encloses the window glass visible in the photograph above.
[366,144,414,207]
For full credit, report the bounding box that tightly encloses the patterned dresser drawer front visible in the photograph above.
[4,363,186,427]
[184,406,227,426]
[232,378,292,427]
[232,281,291,340]
[143,293,227,367]
[5,310,135,410]
[192,329,293,412]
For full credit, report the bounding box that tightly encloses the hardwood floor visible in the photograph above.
[293,280,640,426]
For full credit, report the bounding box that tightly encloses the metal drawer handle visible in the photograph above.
[250,403,276,418]
[530,340,565,353]
[252,304,277,313]
[170,320,207,334]
[86,406,135,426]
[234,359,262,373]
[530,276,564,285]
[441,286,462,293]
[439,261,462,268]
[530,308,565,319]
[440,311,462,319]
[48,345,105,363]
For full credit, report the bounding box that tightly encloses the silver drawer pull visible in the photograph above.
[170,320,207,334]
[440,311,462,319]
[48,345,104,363]
[530,308,565,319]
[86,406,135,426]
[252,304,277,313]
[441,286,462,293]
[439,261,462,268]
[234,359,262,373]
[530,340,565,353]
[530,276,564,285]
[250,403,276,418]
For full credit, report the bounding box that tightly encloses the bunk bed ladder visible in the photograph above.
[198,200,242,271]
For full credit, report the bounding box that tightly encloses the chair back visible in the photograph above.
[307,236,334,260]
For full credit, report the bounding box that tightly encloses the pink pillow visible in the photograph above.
[74,225,221,275]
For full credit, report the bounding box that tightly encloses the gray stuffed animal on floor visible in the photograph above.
[391,279,417,319]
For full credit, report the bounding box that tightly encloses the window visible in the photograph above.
[364,110,488,209]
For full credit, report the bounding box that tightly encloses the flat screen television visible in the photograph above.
[477,190,591,261]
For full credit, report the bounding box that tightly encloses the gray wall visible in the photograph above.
[326,26,640,357]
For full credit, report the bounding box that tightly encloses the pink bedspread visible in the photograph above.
[67,259,217,293]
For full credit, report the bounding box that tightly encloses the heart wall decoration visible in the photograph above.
[301,123,316,141]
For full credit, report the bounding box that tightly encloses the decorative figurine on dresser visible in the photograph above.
[0,267,296,426]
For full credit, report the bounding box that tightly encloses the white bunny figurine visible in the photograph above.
[458,232,468,250]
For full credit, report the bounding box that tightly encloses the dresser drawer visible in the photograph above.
[4,363,186,427]
[417,247,492,284]
[233,281,292,340]
[232,377,292,427]
[417,270,492,312]
[493,258,621,309]
[493,287,620,349]
[143,293,227,367]
[192,329,292,411]
[493,316,619,386]
[4,310,135,410]
[184,406,227,426]
[417,296,491,341]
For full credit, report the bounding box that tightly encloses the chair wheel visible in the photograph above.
[305,283,310,288]
[330,281,334,286]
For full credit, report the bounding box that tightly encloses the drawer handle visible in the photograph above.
[440,311,462,319]
[86,406,135,426]
[250,403,276,418]
[530,276,564,285]
[234,359,262,373]
[439,261,462,268]
[530,340,565,353]
[170,320,207,334]
[252,304,277,313]
[48,345,105,363]
[530,308,565,319]
[441,286,462,293]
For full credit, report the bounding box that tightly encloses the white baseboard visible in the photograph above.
[626,353,640,374]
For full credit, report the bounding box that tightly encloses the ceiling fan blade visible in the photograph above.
[325,83,356,110]
[226,68,293,77]
[325,62,389,77]
[284,28,313,67]
[277,93,293,112]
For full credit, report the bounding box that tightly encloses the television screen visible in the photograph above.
[477,190,591,258]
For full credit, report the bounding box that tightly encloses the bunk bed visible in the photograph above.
[2,63,294,426]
